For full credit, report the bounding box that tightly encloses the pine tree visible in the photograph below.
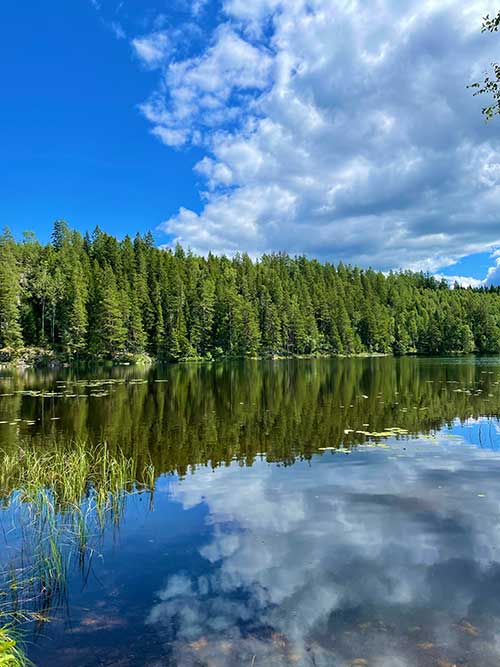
[31,258,53,344]
[151,284,165,357]
[233,298,261,356]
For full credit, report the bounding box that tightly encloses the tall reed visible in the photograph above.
[0,440,155,665]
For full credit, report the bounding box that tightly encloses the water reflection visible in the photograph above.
[148,437,500,666]
[2,358,500,666]
[2,357,500,475]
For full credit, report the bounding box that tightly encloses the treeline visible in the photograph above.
[1,221,500,359]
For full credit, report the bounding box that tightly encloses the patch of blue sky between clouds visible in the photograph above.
[434,250,500,288]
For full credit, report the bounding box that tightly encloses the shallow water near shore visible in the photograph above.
[2,356,500,666]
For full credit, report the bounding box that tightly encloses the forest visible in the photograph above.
[1,220,500,361]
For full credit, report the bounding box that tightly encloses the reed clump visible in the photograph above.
[0,440,155,665]
[0,441,154,514]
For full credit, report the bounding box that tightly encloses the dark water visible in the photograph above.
[2,357,500,666]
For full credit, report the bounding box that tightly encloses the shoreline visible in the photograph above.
[0,347,480,369]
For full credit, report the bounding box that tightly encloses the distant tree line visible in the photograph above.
[1,221,500,359]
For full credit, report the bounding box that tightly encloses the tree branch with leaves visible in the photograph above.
[469,11,500,120]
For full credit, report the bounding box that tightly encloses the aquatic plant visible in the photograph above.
[0,440,154,519]
[0,440,155,662]
[0,626,28,667]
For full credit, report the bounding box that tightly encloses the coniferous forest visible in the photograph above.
[1,221,500,361]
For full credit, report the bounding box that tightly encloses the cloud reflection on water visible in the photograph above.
[148,434,500,666]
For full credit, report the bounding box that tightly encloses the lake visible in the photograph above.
[2,356,500,666]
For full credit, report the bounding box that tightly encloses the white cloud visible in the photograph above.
[433,273,485,288]
[195,156,234,187]
[133,0,500,271]
[132,31,171,68]
[485,257,500,286]
[192,0,209,16]
[152,125,188,148]
[111,21,125,40]
[141,25,273,147]
[433,246,500,288]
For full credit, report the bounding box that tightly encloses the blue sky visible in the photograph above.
[2,0,500,284]
[1,0,207,242]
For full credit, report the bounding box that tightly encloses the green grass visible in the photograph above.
[0,440,154,514]
[0,440,155,666]
[1,441,155,597]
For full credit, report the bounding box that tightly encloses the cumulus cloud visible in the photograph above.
[433,246,500,287]
[133,0,500,271]
[485,257,500,286]
[191,0,209,16]
[138,25,273,147]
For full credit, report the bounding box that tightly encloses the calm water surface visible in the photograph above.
[2,357,500,666]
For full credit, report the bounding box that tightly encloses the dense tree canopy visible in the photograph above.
[1,222,500,360]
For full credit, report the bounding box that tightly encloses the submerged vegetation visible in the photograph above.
[0,441,155,666]
[2,222,500,362]
[0,626,27,667]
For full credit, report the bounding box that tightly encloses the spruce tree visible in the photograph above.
[93,264,126,357]
[127,278,147,354]
[0,229,23,348]
[0,229,23,349]
[63,262,88,357]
